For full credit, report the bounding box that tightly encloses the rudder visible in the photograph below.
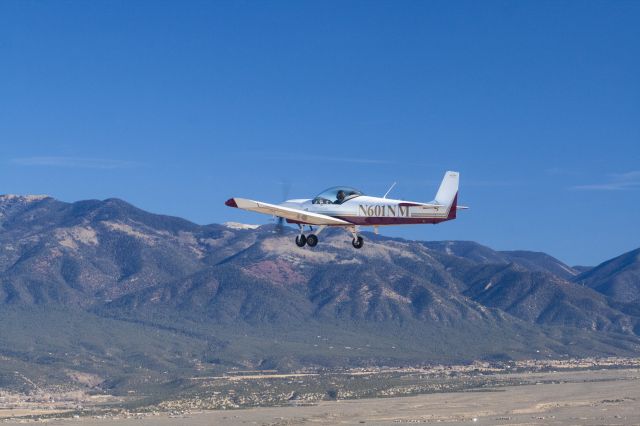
[435,171,459,206]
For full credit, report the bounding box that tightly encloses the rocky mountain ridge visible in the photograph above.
[0,194,638,393]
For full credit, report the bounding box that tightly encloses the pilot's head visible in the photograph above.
[336,190,346,201]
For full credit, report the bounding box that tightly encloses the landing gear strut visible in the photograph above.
[348,226,364,249]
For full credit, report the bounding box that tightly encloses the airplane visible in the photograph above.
[225,171,465,249]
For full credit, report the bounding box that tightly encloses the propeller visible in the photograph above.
[273,180,291,234]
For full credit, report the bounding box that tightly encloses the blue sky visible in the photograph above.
[1,1,638,266]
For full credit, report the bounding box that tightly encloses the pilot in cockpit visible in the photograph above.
[336,190,346,204]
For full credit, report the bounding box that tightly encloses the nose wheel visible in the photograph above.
[295,225,323,248]
[295,234,307,247]
[296,233,318,247]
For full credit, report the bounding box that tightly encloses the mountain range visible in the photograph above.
[0,194,638,394]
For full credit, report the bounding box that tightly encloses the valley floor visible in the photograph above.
[2,368,640,425]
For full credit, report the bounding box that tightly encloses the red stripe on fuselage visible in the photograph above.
[286,216,453,226]
[447,193,458,220]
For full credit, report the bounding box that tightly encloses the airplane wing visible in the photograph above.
[225,198,351,226]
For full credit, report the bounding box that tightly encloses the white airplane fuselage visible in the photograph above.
[225,171,462,248]
[280,194,457,226]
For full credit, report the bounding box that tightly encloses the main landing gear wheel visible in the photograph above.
[295,235,307,247]
[352,236,364,249]
[306,234,318,247]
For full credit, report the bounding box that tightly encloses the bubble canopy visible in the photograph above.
[312,186,364,204]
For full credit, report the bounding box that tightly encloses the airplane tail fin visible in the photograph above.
[435,171,459,219]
